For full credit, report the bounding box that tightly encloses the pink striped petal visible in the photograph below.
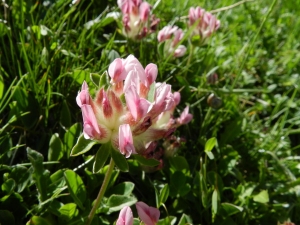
[119,124,135,158]
[81,104,100,139]
[76,81,90,107]
[145,63,158,86]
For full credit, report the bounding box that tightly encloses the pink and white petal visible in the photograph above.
[174,45,186,58]
[173,92,181,105]
[81,104,100,135]
[136,202,160,225]
[145,63,158,86]
[108,58,125,83]
[76,81,90,107]
[139,2,150,22]
[116,206,133,225]
[136,202,154,225]
[125,85,139,120]
[119,124,135,158]
[179,106,193,124]
[138,98,151,118]
[124,55,146,85]
[124,70,139,93]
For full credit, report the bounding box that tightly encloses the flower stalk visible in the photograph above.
[85,157,115,225]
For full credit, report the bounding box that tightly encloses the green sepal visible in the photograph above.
[90,73,101,88]
[70,133,97,156]
[99,71,110,90]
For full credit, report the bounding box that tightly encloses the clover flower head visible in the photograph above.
[118,0,160,39]
[76,55,192,159]
[189,6,220,42]
[157,25,187,58]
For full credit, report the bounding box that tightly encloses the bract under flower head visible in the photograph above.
[77,55,192,158]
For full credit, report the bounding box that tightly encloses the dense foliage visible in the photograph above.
[1,0,300,224]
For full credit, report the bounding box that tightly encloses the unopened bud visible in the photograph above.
[206,73,218,85]
[207,93,222,109]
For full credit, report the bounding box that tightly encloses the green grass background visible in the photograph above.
[1,0,300,224]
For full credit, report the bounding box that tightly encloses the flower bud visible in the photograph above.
[207,93,222,109]
[206,73,218,84]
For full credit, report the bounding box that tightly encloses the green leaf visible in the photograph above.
[0,75,4,100]
[191,34,202,46]
[207,171,224,192]
[133,154,160,167]
[64,170,86,210]
[1,179,16,195]
[90,73,101,87]
[170,171,190,197]
[106,195,137,213]
[159,184,169,207]
[221,203,243,216]
[177,214,192,225]
[0,210,15,225]
[156,216,176,225]
[27,147,44,177]
[107,182,135,196]
[157,42,165,58]
[0,23,9,37]
[205,137,217,152]
[59,203,78,221]
[107,49,120,62]
[49,169,66,195]
[212,189,219,214]
[99,71,110,90]
[31,25,41,40]
[253,190,269,203]
[49,200,64,217]
[11,87,39,129]
[71,70,90,85]
[93,144,111,173]
[64,123,82,158]
[205,138,216,160]
[111,149,128,172]
[205,151,214,160]
[0,135,12,161]
[169,156,190,175]
[99,15,116,28]
[200,158,208,208]
[26,216,52,225]
[10,166,31,193]
[70,133,97,156]
[27,148,50,202]
[60,100,72,128]
[41,47,49,68]
[48,133,64,161]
